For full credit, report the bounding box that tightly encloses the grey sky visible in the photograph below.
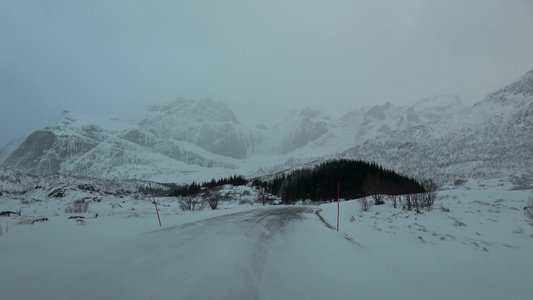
[2,0,533,146]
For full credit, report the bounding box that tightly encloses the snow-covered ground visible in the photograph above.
[319,189,533,299]
[1,189,532,299]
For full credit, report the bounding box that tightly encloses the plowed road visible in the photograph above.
[5,207,392,300]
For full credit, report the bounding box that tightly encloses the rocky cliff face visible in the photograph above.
[4,130,61,174]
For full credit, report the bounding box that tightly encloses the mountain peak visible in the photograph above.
[511,69,533,96]
[484,69,533,102]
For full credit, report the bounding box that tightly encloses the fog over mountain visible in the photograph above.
[2,1,533,146]
[2,69,532,189]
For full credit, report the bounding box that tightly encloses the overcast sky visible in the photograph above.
[1,0,533,146]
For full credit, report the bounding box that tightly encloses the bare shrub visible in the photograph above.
[256,188,272,206]
[208,191,221,210]
[411,193,423,213]
[440,206,450,212]
[403,194,412,211]
[403,192,433,213]
[358,197,373,212]
[421,179,438,211]
[65,200,89,214]
[256,188,265,206]
[389,194,401,209]
[524,197,533,227]
[178,196,205,211]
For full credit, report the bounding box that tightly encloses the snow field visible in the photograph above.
[1,188,532,299]
[0,195,261,299]
[318,189,533,299]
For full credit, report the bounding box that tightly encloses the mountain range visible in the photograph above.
[2,70,532,190]
[340,70,533,190]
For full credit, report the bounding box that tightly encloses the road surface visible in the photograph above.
[7,206,395,300]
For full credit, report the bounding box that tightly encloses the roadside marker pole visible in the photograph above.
[337,182,340,232]
[149,183,162,227]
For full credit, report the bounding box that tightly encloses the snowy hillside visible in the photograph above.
[1,94,465,184]
[0,166,170,199]
[317,189,533,299]
[0,137,24,163]
[352,95,466,140]
[2,70,532,188]
[342,70,533,189]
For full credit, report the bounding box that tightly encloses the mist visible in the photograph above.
[1,0,533,145]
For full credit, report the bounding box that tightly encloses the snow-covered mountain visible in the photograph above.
[2,100,248,183]
[342,70,533,189]
[351,95,466,140]
[2,70,531,189]
[0,137,24,164]
[0,165,169,201]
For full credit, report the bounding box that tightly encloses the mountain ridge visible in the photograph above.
[2,70,532,189]
[341,71,533,189]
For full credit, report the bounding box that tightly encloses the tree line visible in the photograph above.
[169,175,247,197]
[251,159,425,204]
[165,159,434,211]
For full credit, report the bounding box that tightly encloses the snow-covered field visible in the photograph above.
[319,189,533,299]
[1,188,532,299]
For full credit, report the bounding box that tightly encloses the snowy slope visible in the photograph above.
[0,137,24,164]
[317,189,533,300]
[2,101,246,182]
[352,95,466,141]
[243,95,468,179]
[342,71,533,189]
[0,166,169,199]
[2,70,531,188]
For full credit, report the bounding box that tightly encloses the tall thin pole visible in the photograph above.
[149,183,162,227]
[337,181,340,231]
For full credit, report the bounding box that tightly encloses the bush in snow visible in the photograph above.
[402,192,434,213]
[388,194,401,209]
[420,179,438,211]
[256,188,268,206]
[358,197,373,212]
[65,200,89,214]
[207,191,221,210]
[178,196,205,211]
[524,197,533,226]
